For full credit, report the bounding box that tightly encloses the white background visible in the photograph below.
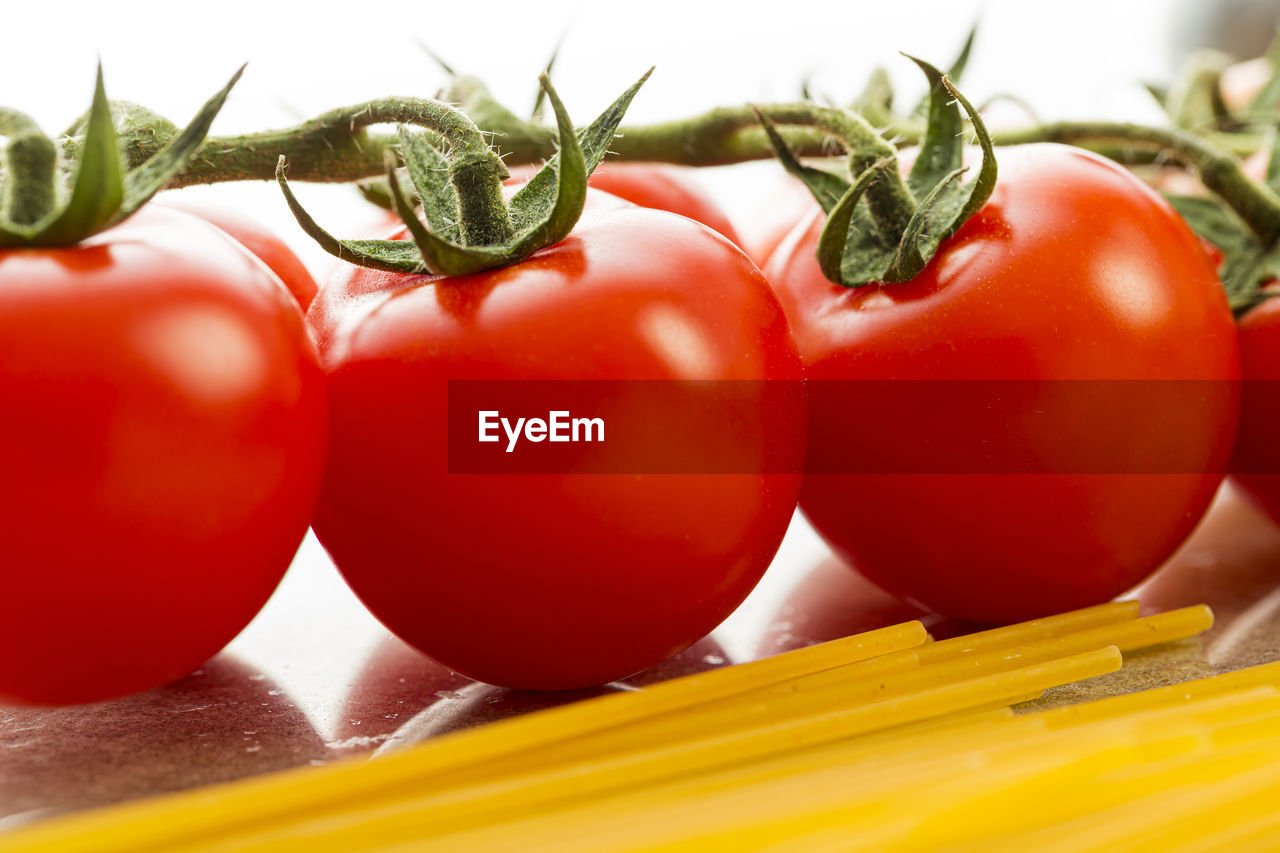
[3,0,1195,260]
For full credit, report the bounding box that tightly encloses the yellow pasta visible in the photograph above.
[174,648,1122,853]
[423,685,1280,853]
[1037,658,1280,727]
[0,600,1238,853]
[0,619,929,853]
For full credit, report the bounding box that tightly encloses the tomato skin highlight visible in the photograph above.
[156,195,319,310]
[0,208,328,706]
[308,206,805,690]
[765,144,1240,624]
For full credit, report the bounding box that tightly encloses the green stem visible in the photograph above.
[993,121,1280,245]
[92,96,513,243]
[0,108,58,225]
[65,97,1270,183]
[759,104,917,237]
[57,94,1279,247]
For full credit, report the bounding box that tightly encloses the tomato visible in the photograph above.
[0,207,328,705]
[755,557,972,659]
[765,144,1240,624]
[344,637,732,751]
[506,162,740,244]
[307,204,805,690]
[1230,297,1280,521]
[157,194,319,310]
[1141,481,1280,646]
[739,173,820,269]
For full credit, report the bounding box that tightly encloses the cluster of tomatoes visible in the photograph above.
[0,138,1264,705]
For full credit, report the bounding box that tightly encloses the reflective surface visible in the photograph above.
[5,482,1280,831]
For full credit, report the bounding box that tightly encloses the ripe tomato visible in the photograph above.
[157,194,319,310]
[308,204,805,690]
[0,207,328,705]
[739,173,819,268]
[507,161,741,244]
[765,144,1240,624]
[1230,297,1280,522]
[755,556,978,659]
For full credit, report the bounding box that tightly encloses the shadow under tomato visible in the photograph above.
[366,636,732,753]
[755,556,977,660]
[1140,481,1280,670]
[0,655,324,829]
[328,636,473,757]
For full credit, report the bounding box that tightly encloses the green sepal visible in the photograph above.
[276,154,430,273]
[908,24,976,119]
[764,56,997,289]
[1250,29,1280,117]
[1165,192,1280,314]
[753,107,850,215]
[905,54,964,200]
[0,65,240,248]
[1164,51,1230,131]
[852,67,894,125]
[0,67,122,246]
[939,73,997,229]
[816,159,894,285]
[399,128,462,243]
[1266,129,1280,195]
[504,75,588,251]
[279,71,649,277]
[1249,68,1280,118]
[118,66,243,217]
[1143,82,1169,110]
[886,167,966,282]
[508,68,649,232]
[529,37,565,121]
[1166,193,1247,253]
[356,179,397,211]
[385,153,508,275]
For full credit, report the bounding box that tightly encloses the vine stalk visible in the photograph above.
[57,94,1280,247]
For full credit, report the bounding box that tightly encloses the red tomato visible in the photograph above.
[1230,297,1280,521]
[739,174,819,269]
[765,144,1240,624]
[506,162,741,244]
[307,206,804,690]
[157,194,319,310]
[1177,151,1276,523]
[755,557,972,659]
[0,207,328,705]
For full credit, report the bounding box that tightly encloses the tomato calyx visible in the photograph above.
[756,56,996,288]
[1146,34,1280,144]
[0,64,240,248]
[276,71,650,277]
[1131,41,1280,314]
[847,24,977,131]
[1158,126,1280,315]
[1164,194,1280,315]
[355,61,562,214]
